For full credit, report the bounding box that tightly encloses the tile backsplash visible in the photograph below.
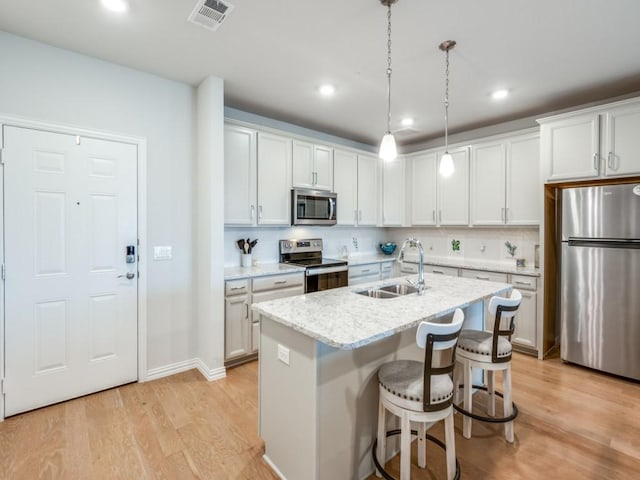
[224,225,540,268]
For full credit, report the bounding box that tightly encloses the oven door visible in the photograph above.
[292,189,337,226]
[305,265,348,293]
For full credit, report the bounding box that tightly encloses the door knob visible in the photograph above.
[118,272,135,279]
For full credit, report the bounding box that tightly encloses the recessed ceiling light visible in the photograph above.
[318,84,336,97]
[401,117,414,127]
[491,89,509,100]
[101,0,129,13]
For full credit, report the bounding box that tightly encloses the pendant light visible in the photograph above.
[379,0,398,162]
[439,40,456,177]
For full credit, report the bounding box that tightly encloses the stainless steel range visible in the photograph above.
[279,238,348,293]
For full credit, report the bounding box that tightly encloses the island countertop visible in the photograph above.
[252,273,511,350]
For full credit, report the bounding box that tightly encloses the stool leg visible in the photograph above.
[376,396,387,477]
[400,411,411,480]
[453,362,461,406]
[487,369,495,417]
[417,421,426,468]
[503,364,514,443]
[463,360,472,439]
[444,412,456,480]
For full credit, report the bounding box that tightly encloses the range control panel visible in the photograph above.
[279,238,323,254]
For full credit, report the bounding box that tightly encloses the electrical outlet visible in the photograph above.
[277,344,290,366]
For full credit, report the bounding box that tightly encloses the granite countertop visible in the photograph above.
[224,263,305,280]
[252,273,510,350]
[402,253,540,277]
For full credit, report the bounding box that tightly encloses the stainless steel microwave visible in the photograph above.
[291,188,337,226]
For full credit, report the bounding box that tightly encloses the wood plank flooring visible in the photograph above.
[1,353,639,479]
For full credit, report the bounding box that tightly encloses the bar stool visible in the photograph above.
[372,309,464,480]
[454,289,522,443]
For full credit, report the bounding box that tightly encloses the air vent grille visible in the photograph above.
[188,0,234,31]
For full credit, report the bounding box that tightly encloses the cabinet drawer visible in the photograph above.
[510,274,537,291]
[460,268,508,283]
[425,265,459,277]
[349,263,380,278]
[225,279,250,296]
[252,273,304,292]
[400,262,419,274]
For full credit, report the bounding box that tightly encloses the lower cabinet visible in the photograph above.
[510,275,538,350]
[349,263,381,286]
[224,272,304,365]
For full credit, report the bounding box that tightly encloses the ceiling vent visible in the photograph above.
[188,0,234,31]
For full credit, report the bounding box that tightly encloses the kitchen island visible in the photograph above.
[253,273,511,480]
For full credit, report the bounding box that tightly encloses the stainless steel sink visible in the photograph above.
[354,283,425,299]
[377,283,420,295]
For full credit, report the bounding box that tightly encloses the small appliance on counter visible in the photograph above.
[279,238,347,293]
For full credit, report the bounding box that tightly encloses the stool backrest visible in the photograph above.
[488,289,522,363]
[416,308,464,412]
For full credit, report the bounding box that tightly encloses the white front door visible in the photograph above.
[3,126,138,416]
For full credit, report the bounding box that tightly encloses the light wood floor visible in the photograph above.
[1,353,639,479]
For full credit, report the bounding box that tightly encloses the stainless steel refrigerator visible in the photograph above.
[560,183,640,381]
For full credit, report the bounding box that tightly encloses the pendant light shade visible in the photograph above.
[439,40,456,177]
[379,0,398,162]
[379,133,398,162]
[439,152,455,177]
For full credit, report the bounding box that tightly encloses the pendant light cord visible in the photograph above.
[444,45,450,152]
[386,2,392,135]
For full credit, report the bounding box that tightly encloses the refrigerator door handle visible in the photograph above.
[567,238,640,249]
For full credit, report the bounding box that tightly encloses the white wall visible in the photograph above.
[0,31,198,372]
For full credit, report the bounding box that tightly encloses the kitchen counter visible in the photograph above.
[256,274,511,479]
[253,273,510,350]
[340,252,396,266]
[223,262,305,280]
[402,253,540,276]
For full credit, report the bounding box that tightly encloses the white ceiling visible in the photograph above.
[1,0,640,147]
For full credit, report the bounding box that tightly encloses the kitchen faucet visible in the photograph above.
[397,237,425,295]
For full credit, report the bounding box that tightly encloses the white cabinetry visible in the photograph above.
[408,148,468,226]
[437,148,470,225]
[224,125,257,225]
[224,125,291,226]
[334,150,380,226]
[380,261,395,280]
[348,263,381,286]
[425,264,458,277]
[292,140,333,191]
[509,275,537,350]
[470,132,540,225]
[540,98,640,182]
[382,157,405,226]
[225,279,251,361]
[257,132,292,225]
[225,272,304,364]
[410,152,438,226]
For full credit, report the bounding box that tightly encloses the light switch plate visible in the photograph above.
[277,344,290,366]
[154,246,173,260]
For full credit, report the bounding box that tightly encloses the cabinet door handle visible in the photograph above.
[361,269,371,273]
[607,152,614,170]
[354,210,358,224]
[432,210,436,222]
[230,286,246,291]
[250,205,255,220]
[274,280,287,285]
[505,207,509,223]
[515,280,532,286]
[476,275,490,280]
[258,205,263,220]
[593,153,599,171]
[433,269,445,274]
[245,303,249,318]
[501,207,505,222]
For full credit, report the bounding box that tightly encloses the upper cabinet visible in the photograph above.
[224,124,291,226]
[438,148,470,225]
[470,131,540,226]
[292,140,333,191]
[334,149,380,226]
[381,156,405,226]
[408,148,469,226]
[224,124,257,225]
[540,98,640,182]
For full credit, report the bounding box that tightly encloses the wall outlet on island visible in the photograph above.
[277,344,290,366]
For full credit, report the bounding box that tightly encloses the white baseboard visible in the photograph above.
[194,358,226,381]
[145,358,226,382]
[263,455,288,480]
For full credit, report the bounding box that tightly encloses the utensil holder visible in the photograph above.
[241,254,252,268]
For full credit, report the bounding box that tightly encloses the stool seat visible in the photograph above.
[457,330,512,359]
[378,360,453,406]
